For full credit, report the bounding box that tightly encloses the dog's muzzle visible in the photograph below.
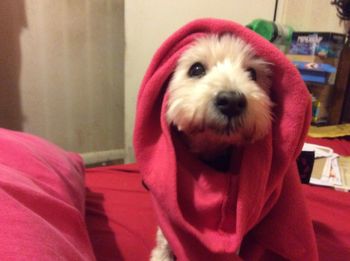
[214,91,247,118]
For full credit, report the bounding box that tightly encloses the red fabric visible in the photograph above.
[133,18,318,260]
[306,136,350,156]
[304,136,350,260]
[0,128,95,260]
[303,185,350,261]
[85,164,157,260]
[84,161,350,260]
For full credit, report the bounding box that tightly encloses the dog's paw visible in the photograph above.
[150,247,174,261]
[150,228,174,261]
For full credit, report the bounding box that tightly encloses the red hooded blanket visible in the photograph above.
[134,18,318,260]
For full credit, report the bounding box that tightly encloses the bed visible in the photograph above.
[0,128,349,260]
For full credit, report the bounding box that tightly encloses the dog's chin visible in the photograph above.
[174,115,264,147]
[204,116,244,137]
[171,114,269,172]
[173,121,242,154]
[172,124,241,172]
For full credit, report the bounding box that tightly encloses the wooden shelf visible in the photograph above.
[328,39,350,124]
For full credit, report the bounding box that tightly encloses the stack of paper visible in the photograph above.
[302,143,350,191]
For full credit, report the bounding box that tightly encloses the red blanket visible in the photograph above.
[134,18,318,260]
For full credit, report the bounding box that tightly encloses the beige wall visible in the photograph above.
[0,0,124,154]
[277,0,344,33]
[124,0,276,162]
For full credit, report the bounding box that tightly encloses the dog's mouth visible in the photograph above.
[188,114,244,138]
[218,117,243,136]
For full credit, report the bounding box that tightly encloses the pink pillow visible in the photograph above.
[0,128,95,260]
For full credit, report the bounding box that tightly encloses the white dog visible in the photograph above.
[151,34,273,261]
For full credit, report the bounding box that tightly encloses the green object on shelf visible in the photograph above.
[247,19,293,46]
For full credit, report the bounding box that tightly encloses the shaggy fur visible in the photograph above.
[151,34,273,260]
[166,34,272,159]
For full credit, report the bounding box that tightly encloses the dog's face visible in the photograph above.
[166,34,273,153]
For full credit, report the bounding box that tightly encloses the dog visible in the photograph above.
[151,34,273,261]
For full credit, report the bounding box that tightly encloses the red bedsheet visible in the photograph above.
[85,137,350,260]
[85,164,156,261]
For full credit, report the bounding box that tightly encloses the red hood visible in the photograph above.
[134,18,318,260]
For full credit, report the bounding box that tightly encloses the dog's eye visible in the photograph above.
[188,62,206,78]
[247,67,257,81]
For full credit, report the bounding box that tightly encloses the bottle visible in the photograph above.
[247,19,293,53]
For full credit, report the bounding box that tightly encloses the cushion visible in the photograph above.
[0,128,95,260]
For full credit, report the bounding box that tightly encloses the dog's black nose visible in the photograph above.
[215,91,247,117]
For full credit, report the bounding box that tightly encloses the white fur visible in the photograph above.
[150,228,174,261]
[151,34,273,260]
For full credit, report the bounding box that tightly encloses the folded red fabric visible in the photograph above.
[134,18,318,260]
